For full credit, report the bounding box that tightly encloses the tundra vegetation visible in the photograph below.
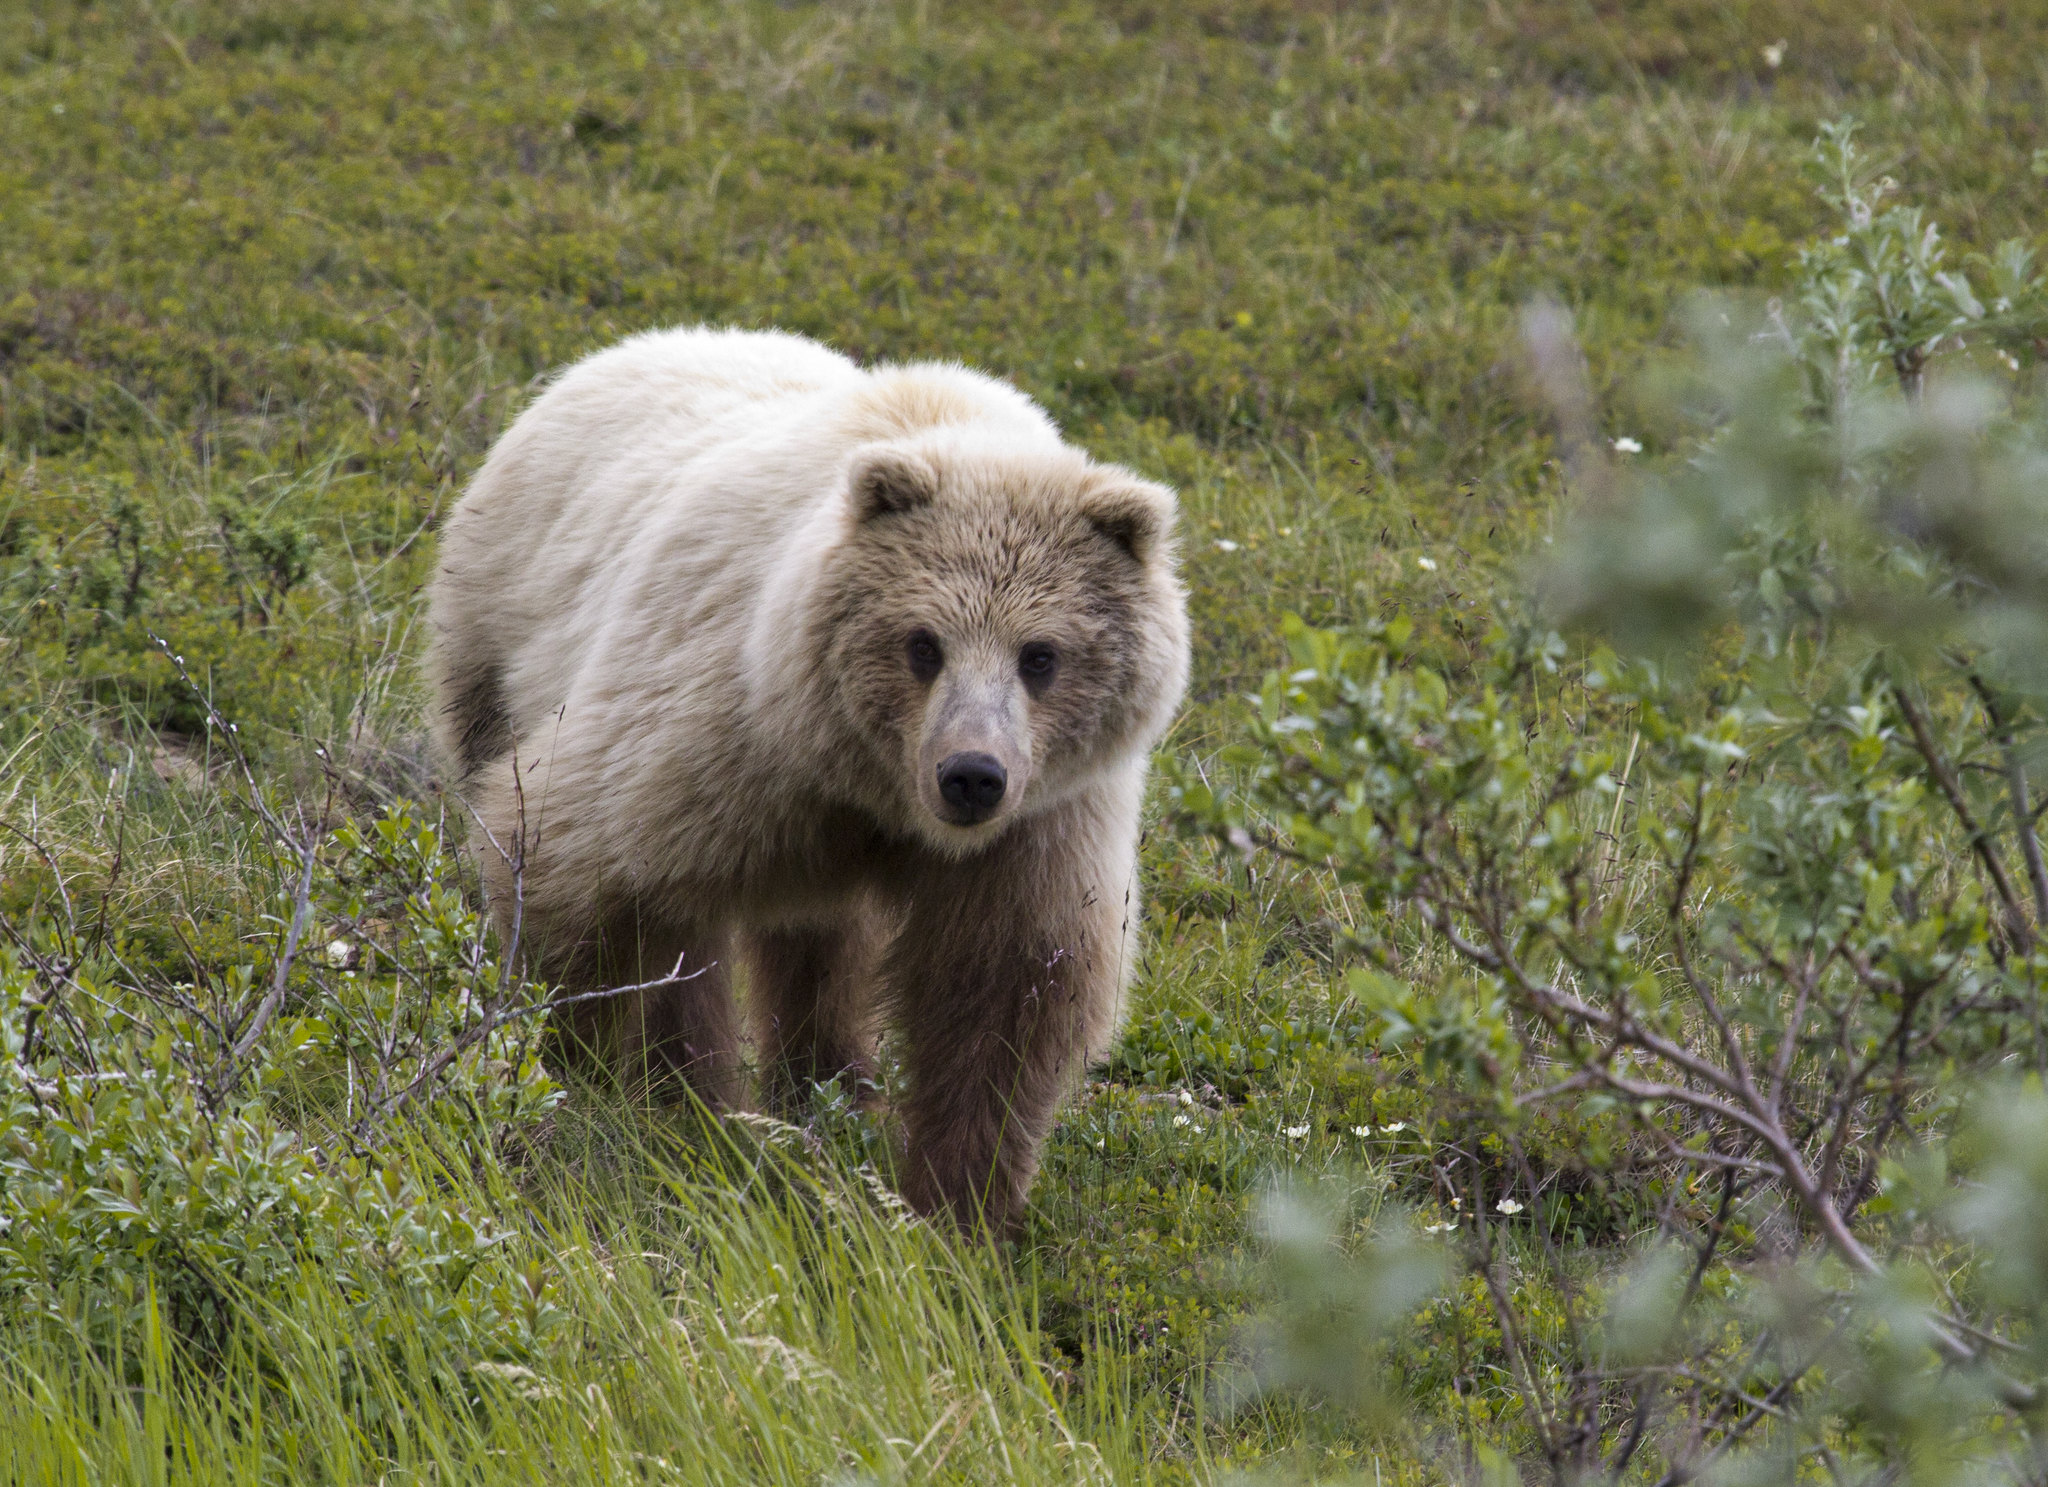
[5,2,2048,1482]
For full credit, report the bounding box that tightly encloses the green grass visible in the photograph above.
[4,0,2046,1480]
[4,1116,1146,1485]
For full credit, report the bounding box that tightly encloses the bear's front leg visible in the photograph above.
[743,912,884,1116]
[584,905,744,1110]
[888,794,1136,1233]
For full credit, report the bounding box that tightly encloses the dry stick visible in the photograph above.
[145,634,359,1093]
[1968,672,2048,928]
[1661,790,1770,1104]
[1764,943,1824,1119]
[507,959,711,1023]
[2007,742,2048,923]
[0,914,102,1075]
[1646,1363,1797,1423]
[1412,895,1747,1101]
[1595,726,1641,893]
[148,634,288,840]
[88,774,129,958]
[1539,1060,1872,1269]
[414,735,573,1133]
[230,825,319,1062]
[0,816,78,957]
[362,959,709,1129]
[1471,1178,1566,1468]
[1505,1134,1604,1473]
[1649,1362,1814,1487]
[1554,1052,2034,1402]
[1889,680,2029,948]
[498,734,533,993]
[1815,949,1933,1210]
[0,816,92,1065]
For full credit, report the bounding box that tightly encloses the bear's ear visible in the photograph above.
[847,446,939,521]
[1082,472,1177,565]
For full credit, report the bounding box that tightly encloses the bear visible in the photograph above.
[424,326,1190,1230]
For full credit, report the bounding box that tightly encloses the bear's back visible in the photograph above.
[511,327,863,487]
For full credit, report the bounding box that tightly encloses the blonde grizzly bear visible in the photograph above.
[425,327,1189,1230]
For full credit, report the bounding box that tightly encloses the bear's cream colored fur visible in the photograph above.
[426,326,1189,1228]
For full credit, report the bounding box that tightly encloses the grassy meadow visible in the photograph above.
[5,0,2048,1480]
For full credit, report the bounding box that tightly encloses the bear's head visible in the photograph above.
[820,432,1190,855]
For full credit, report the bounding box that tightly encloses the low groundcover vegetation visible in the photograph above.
[7,2,2048,1482]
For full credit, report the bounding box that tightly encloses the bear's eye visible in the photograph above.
[1018,642,1059,689]
[906,629,944,682]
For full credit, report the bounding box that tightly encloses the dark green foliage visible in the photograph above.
[1105,1005,1373,1101]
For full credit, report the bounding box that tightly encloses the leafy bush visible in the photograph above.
[1182,126,2048,1480]
[1,792,562,1363]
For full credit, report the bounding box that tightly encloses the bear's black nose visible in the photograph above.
[937,752,1007,822]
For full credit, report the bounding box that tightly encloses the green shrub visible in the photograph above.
[1181,125,2048,1481]
[0,799,561,1364]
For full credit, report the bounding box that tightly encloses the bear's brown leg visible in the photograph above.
[743,914,882,1116]
[886,798,1134,1234]
[581,906,743,1109]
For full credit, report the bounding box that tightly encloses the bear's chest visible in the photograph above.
[655,794,911,923]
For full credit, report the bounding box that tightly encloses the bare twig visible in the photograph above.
[229,822,321,1065]
[1967,672,2048,928]
[1890,678,2029,949]
[359,956,708,1130]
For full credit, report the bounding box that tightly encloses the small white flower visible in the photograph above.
[1761,40,1786,68]
[52,103,66,115]
[1416,555,1438,571]
[1381,1121,1408,1134]
[472,1361,562,1401]
[325,939,354,968]
[1074,358,1087,369]
[1095,1138,1106,1149]
[2001,350,2022,372]
[1284,1123,1311,1139]
[1178,1089,1194,1106]
[1214,539,1240,553]
[1495,1198,1525,1215]
[1611,436,1643,454]
[1423,1221,1457,1234]
[1173,1114,1191,1128]
[1350,1125,1372,1138]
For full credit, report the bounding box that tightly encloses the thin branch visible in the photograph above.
[1890,679,2028,948]
[1969,672,2048,927]
[229,823,320,1064]
[358,956,709,1130]
[506,959,713,1023]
